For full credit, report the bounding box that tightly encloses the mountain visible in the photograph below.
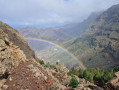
[18,27,73,44]
[0,21,103,90]
[64,4,119,69]
[58,12,102,37]
[17,27,73,52]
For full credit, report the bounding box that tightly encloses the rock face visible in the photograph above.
[107,72,119,90]
[0,28,26,74]
[0,28,27,89]
[0,21,36,59]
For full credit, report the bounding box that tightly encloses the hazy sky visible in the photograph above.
[0,0,119,28]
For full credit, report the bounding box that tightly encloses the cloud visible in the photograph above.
[0,0,119,27]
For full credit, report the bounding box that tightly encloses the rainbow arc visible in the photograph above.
[25,37,86,70]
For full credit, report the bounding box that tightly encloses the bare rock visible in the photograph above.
[108,71,119,90]
[0,21,36,59]
[2,85,8,89]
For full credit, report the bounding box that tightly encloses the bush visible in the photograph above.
[52,73,56,76]
[70,77,78,88]
[4,40,10,46]
[38,60,45,65]
[59,70,64,73]
[0,38,10,46]
[70,70,79,76]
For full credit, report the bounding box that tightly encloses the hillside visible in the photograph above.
[17,27,73,52]
[35,45,80,69]
[0,21,36,59]
[0,21,104,90]
[58,12,101,37]
[18,27,73,44]
[64,4,119,69]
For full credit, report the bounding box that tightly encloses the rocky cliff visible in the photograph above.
[0,21,36,59]
[0,27,27,89]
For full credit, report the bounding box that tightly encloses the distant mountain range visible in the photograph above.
[18,27,73,44]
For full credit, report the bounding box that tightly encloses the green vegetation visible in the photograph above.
[70,77,78,88]
[4,40,10,46]
[0,37,10,46]
[0,37,3,40]
[52,72,56,76]
[88,37,98,47]
[38,60,45,65]
[56,62,59,65]
[69,67,119,87]
[59,70,64,73]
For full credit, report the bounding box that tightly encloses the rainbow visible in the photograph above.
[25,37,86,70]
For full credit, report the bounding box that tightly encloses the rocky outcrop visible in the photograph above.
[107,71,119,90]
[44,63,102,90]
[5,61,67,90]
[0,28,27,89]
[0,21,36,59]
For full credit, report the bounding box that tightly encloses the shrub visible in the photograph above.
[59,70,64,73]
[56,62,59,65]
[4,40,10,46]
[52,73,56,76]
[70,77,78,88]
[39,60,45,65]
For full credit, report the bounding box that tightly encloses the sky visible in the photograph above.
[0,0,119,28]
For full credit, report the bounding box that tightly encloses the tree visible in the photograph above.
[88,73,94,83]
[79,69,84,78]
[71,70,79,76]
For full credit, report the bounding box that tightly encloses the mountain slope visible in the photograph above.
[63,4,119,69]
[17,27,73,51]
[58,12,101,37]
[0,21,36,59]
[18,27,73,44]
